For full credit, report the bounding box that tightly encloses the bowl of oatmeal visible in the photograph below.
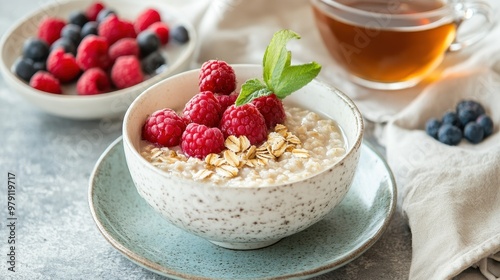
[123,64,363,250]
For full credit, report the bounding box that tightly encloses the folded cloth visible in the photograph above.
[385,67,500,280]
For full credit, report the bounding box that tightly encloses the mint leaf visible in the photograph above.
[263,30,299,90]
[272,62,322,97]
[237,29,321,106]
[236,78,273,106]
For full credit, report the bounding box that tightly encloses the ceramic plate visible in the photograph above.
[0,0,196,120]
[88,137,396,280]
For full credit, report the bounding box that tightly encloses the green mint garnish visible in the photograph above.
[236,29,321,106]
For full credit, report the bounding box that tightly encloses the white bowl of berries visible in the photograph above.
[0,0,196,120]
[122,30,364,250]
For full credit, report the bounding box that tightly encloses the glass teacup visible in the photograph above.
[311,0,495,90]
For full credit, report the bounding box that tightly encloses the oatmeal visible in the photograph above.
[140,105,346,187]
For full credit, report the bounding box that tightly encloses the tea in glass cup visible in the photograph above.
[311,0,494,90]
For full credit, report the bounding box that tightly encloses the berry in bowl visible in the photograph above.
[0,0,196,119]
[123,30,364,250]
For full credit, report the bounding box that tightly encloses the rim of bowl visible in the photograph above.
[123,64,364,189]
[0,0,197,103]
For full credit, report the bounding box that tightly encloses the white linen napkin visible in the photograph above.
[385,67,500,280]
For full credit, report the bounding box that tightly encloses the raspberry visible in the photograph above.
[86,2,105,21]
[215,92,238,113]
[183,91,222,127]
[121,20,137,38]
[29,71,61,94]
[47,48,81,83]
[181,123,225,159]
[142,108,186,147]
[37,17,66,45]
[110,55,143,89]
[219,104,268,145]
[98,15,135,45]
[134,8,161,33]
[251,94,286,129]
[76,35,110,70]
[109,38,139,62]
[76,68,111,95]
[147,22,169,45]
[199,60,236,95]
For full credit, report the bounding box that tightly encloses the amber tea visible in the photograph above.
[312,0,461,89]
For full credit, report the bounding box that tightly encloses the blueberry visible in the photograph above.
[463,122,484,144]
[69,11,88,27]
[457,100,486,127]
[476,114,494,137]
[437,124,462,145]
[425,118,441,139]
[97,9,115,23]
[33,60,46,72]
[22,37,49,62]
[442,111,460,127]
[137,30,160,57]
[171,25,189,44]
[81,21,98,38]
[141,51,167,75]
[456,100,485,116]
[50,37,76,55]
[14,58,37,82]
[458,107,479,127]
[61,24,81,45]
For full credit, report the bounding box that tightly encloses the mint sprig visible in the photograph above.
[236,30,321,106]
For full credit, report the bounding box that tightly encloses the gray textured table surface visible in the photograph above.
[0,1,412,279]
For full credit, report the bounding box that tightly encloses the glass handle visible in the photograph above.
[449,0,495,52]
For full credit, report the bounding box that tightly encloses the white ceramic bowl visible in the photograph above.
[123,65,364,250]
[0,0,196,120]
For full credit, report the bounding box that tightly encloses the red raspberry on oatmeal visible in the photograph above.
[199,60,236,95]
[143,108,186,147]
[215,92,238,113]
[181,123,225,159]
[251,94,286,129]
[219,103,268,145]
[183,91,223,127]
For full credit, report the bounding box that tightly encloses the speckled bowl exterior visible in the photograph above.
[123,65,363,250]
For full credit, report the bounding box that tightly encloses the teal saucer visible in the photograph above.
[89,137,396,280]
